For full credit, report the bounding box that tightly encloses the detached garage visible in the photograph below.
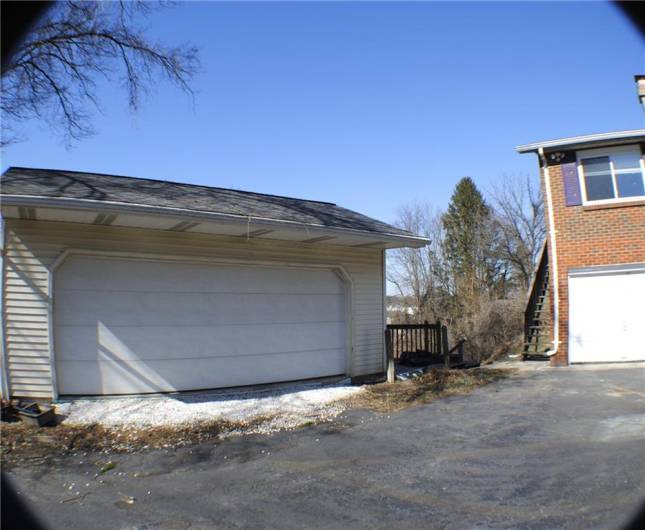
[0,167,427,400]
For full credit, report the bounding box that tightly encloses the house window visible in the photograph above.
[578,146,645,204]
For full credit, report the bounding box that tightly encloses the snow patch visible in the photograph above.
[58,381,363,429]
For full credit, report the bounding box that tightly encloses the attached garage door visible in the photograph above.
[569,266,645,363]
[54,256,347,395]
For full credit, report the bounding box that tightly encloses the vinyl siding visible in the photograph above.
[2,219,385,399]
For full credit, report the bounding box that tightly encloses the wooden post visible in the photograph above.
[386,329,395,383]
[423,320,429,354]
[442,325,450,369]
[435,319,441,354]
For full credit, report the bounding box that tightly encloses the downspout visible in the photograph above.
[539,147,559,357]
[382,248,388,373]
[0,218,10,399]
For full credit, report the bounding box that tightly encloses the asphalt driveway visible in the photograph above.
[5,363,645,530]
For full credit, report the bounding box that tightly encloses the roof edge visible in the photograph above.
[515,129,645,154]
[0,194,429,247]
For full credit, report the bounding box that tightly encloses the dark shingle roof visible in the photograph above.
[1,167,417,239]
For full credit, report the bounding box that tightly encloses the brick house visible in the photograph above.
[517,130,645,366]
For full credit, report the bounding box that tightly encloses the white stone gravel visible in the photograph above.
[56,380,364,432]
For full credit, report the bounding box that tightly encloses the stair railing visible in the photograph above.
[524,241,549,348]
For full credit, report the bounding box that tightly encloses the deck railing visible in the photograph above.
[385,320,443,359]
[385,320,465,381]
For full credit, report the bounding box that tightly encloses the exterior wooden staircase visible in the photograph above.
[523,242,552,360]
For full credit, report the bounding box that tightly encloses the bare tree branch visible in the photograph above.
[387,204,448,321]
[1,1,199,147]
[489,174,545,289]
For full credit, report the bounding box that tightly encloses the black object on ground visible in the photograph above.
[14,402,56,427]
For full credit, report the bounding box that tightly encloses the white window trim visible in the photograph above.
[576,144,645,206]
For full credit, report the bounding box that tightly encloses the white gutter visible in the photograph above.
[539,147,559,357]
[516,129,645,154]
[0,194,429,248]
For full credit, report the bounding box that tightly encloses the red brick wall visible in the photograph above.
[541,157,645,365]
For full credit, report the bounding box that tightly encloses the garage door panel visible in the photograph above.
[54,291,345,327]
[54,256,348,395]
[57,258,344,295]
[569,269,645,363]
[56,321,346,361]
[56,347,347,395]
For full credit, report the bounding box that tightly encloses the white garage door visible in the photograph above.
[569,266,645,363]
[54,256,347,395]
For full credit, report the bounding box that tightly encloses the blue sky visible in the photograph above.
[2,1,643,225]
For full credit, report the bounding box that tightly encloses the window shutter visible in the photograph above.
[561,162,582,206]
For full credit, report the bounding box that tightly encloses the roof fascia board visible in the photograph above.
[516,130,645,154]
[0,194,429,248]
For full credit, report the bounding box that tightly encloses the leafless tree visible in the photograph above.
[1,1,199,146]
[388,175,546,358]
[489,174,545,290]
[387,203,448,321]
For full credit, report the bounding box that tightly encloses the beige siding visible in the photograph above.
[2,219,385,399]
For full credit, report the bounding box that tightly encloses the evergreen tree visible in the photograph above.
[442,177,502,297]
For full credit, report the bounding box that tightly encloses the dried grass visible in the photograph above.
[0,414,276,466]
[343,368,512,413]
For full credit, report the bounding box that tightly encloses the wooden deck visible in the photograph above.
[384,321,468,381]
